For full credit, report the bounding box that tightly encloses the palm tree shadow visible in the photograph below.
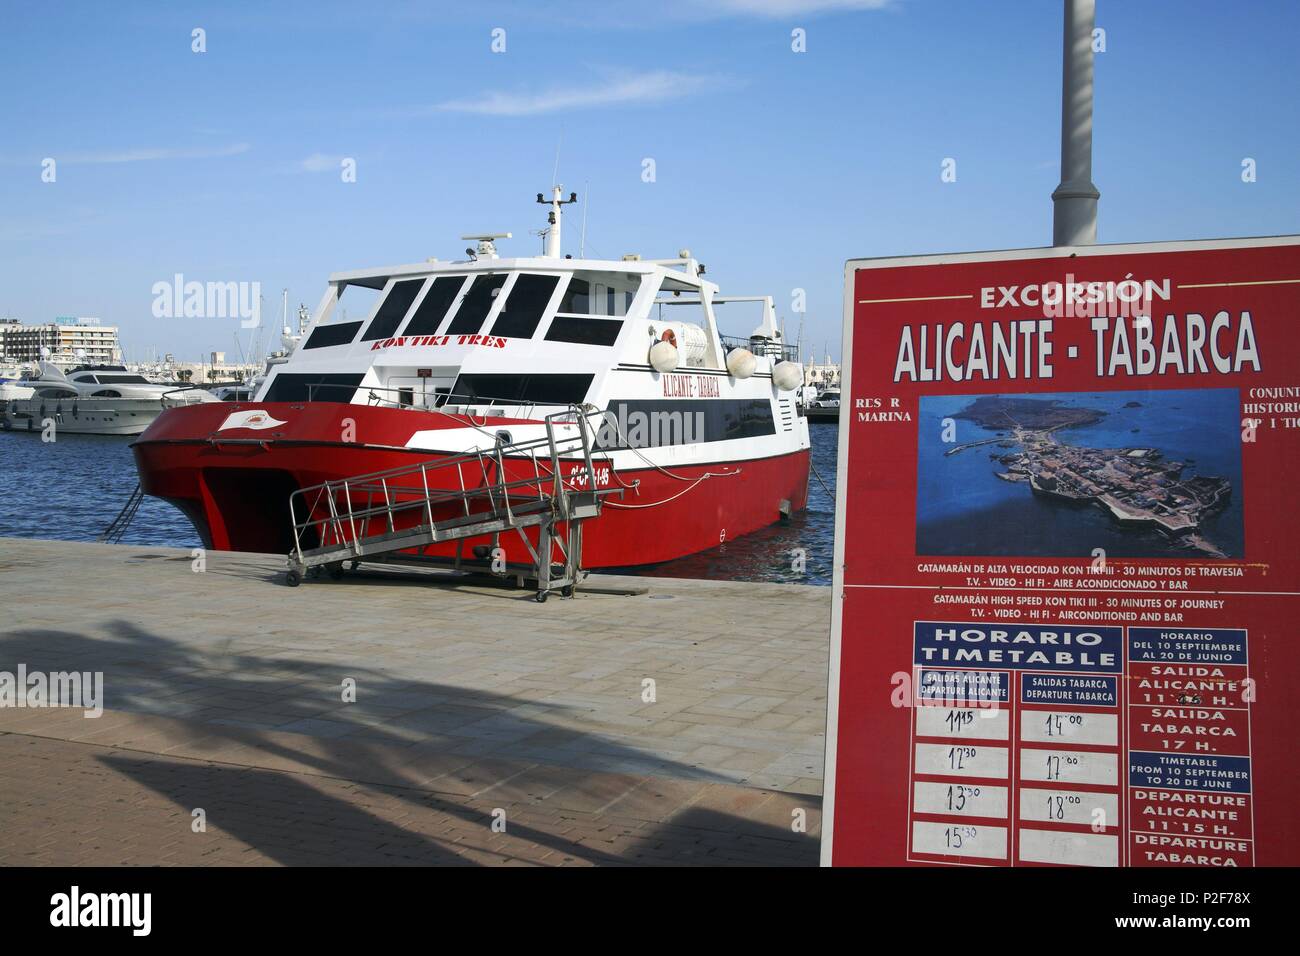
[1,619,816,866]
[97,752,481,865]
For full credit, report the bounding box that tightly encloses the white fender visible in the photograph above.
[649,339,679,373]
[725,348,757,379]
[772,361,803,391]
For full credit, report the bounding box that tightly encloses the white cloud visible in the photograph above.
[298,153,346,173]
[715,0,893,16]
[432,70,731,117]
[59,143,251,164]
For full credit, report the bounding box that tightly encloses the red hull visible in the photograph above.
[131,402,810,568]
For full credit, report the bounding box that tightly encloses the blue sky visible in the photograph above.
[2,0,1297,363]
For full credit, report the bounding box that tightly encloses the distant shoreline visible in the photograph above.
[954,395,1106,432]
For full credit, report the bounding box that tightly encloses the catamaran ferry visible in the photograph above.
[131,189,811,570]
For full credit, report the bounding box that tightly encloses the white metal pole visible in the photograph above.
[1052,0,1100,246]
[545,186,563,258]
[579,180,588,259]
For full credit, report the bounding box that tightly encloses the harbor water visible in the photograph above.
[0,420,838,585]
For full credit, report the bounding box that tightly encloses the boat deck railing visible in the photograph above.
[719,333,800,363]
[285,405,619,601]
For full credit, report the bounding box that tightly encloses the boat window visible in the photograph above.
[490,274,560,339]
[450,373,593,406]
[544,316,623,346]
[445,274,507,335]
[595,398,775,449]
[262,372,365,403]
[303,280,382,348]
[36,388,78,400]
[91,389,122,398]
[332,281,383,323]
[303,321,363,349]
[558,277,594,314]
[92,374,151,384]
[402,275,467,335]
[361,278,426,342]
[557,274,639,317]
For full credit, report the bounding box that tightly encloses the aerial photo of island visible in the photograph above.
[915,389,1244,559]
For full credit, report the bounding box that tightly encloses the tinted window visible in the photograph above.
[545,316,623,346]
[263,373,364,403]
[491,274,560,339]
[558,277,592,314]
[445,274,506,335]
[594,399,775,449]
[93,374,151,384]
[91,389,122,397]
[304,321,363,349]
[451,373,593,406]
[361,279,425,342]
[403,276,466,335]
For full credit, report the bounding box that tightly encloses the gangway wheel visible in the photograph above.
[285,570,302,588]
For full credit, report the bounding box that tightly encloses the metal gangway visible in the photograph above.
[285,407,617,602]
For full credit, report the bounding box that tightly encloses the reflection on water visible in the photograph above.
[0,421,838,586]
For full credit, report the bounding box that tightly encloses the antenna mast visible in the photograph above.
[537,186,578,258]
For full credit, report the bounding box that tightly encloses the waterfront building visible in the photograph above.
[804,352,840,390]
[0,317,121,365]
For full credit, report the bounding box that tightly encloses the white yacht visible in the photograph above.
[0,362,35,402]
[2,363,216,436]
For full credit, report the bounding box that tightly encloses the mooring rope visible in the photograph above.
[98,483,145,543]
[809,458,835,500]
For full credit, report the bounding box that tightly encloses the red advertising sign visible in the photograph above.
[822,237,1300,867]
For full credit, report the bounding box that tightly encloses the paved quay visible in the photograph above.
[0,537,830,866]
